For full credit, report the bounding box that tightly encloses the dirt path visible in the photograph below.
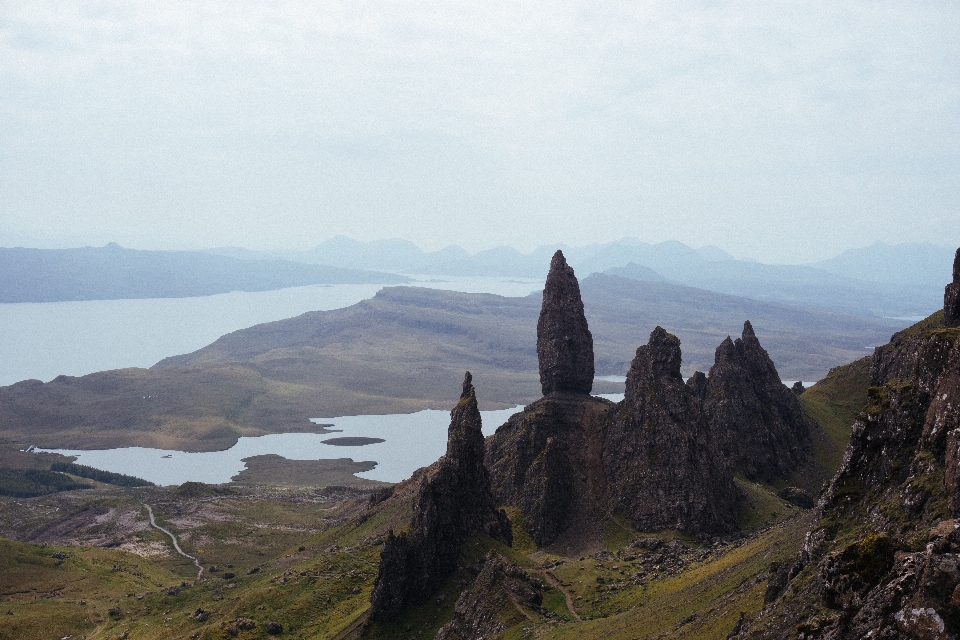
[541,571,580,620]
[143,503,204,581]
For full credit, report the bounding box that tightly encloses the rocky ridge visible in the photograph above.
[435,551,543,640]
[487,250,810,548]
[604,327,741,536]
[704,320,816,482]
[368,372,512,622]
[739,251,960,639]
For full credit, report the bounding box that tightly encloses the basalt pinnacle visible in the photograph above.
[537,250,594,395]
[703,321,813,482]
[368,372,511,622]
[945,247,960,327]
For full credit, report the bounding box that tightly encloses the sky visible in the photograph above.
[1,1,958,263]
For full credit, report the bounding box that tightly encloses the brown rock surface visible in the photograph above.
[369,372,512,622]
[435,551,542,640]
[488,326,744,547]
[703,321,814,482]
[537,250,594,395]
[739,311,960,639]
[604,327,741,535]
[944,247,960,327]
[486,393,614,549]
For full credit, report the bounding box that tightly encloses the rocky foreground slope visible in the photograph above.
[738,249,960,639]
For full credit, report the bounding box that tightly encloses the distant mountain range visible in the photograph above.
[210,237,954,318]
[1,239,953,317]
[0,243,409,303]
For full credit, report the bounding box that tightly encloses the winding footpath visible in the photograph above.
[142,503,204,581]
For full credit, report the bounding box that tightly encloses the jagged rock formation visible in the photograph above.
[537,250,594,395]
[739,308,960,639]
[605,327,741,535]
[488,253,812,548]
[487,251,611,548]
[486,393,615,548]
[368,373,512,622]
[489,325,744,547]
[704,321,815,482]
[435,551,543,640]
[945,247,960,327]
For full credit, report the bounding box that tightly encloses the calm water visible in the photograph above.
[0,275,542,386]
[36,405,523,485]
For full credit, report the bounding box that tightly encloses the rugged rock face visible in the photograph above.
[486,393,614,548]
[704,321,815,482]
[605,327,741,535]
[537,250,594,395]
[945,247,960,327]
[435,551,542,640]
[739,311,960,639]
[487,253,814,547]
[369,373,512,622]
[488,326,745,547]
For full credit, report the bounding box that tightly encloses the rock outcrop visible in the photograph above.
[488,328,744,545]
[487,253,812,548]
[605,327,741,535]
[435,551,542,640]
[703,321,814,482]
[739,304,960,638]
[486,393,614,548]
[369,372,512,622]
[945,247,960,327]
[537,250,594,395]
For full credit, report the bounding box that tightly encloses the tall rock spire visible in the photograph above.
[945,247,960,327]
[537,250,594,395]
[369,372,511,622]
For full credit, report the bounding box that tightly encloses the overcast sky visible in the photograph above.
[1,1,957,263]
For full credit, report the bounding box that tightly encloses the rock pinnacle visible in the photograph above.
[537,250,594,395]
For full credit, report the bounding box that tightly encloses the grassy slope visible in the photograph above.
[0,293,884,639]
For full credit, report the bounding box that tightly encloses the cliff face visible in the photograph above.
[487,250,818,548]
[537,251,594,395]
[369,373,512,622]
[741,311,960,638]
[605,327,741,535]
[704,321,815,482]
[486,393,614,548]
[944,248,960,327]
